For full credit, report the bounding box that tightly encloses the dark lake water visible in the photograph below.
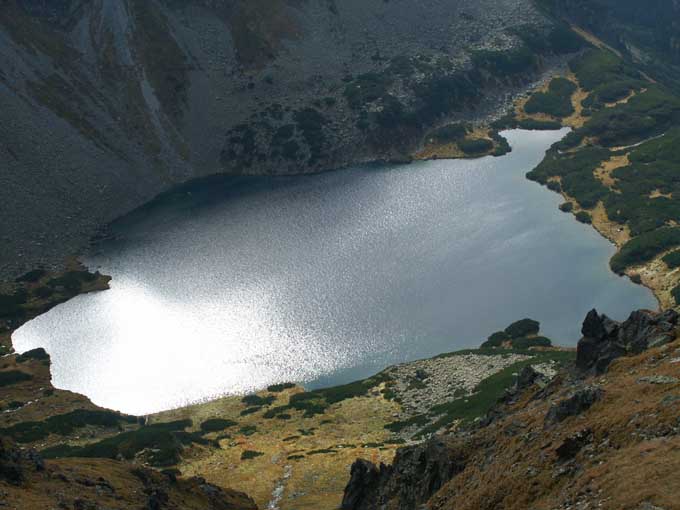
[13,129,657,414]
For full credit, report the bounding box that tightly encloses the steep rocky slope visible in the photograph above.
[537,0,680,85]
[0,0,574,277]
[0,437,257,510]
[342,309,680,510]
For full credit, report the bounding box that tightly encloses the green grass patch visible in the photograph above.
[288,373,391,417]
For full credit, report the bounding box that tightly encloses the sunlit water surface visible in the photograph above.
[13,130,656,414]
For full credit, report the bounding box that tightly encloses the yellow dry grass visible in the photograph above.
[153,387,401,510]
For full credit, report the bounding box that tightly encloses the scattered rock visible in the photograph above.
[637,376,678,385]
[545,387,602,426]
[555,429,592,460]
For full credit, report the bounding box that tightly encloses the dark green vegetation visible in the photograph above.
[526,46,680,258]
[538,0,680,88]
[200,418,237,433]
[610,227,680,274]
[241,450,264,461]
[259,373,392,418]
[481,319,551,350]
[524,78,577,118]
[504,318,540,338]
[0,370,31,387]
[41,419,212,467]
[458,138,494,155]
[672,284,680,305]
[15,347,49,363]
[510,336,553,349]
[527,147,611,209]
[429,123,469,144]
[266,382,296,393]
[241,394,276,407]
[560,202,574,213]
[575,211,592,224]
[0,270,107,323]
[0,410,136,443]
[662,250,680,269]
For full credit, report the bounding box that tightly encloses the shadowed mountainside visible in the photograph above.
[0,0,576,277]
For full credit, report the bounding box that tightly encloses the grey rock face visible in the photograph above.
[0,0,555,277]
[576,309,679,374]
[342,438,467,510]
[545,387,602,426]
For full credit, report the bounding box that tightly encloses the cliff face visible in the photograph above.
[0,0,563,277]
[342,308,680,510]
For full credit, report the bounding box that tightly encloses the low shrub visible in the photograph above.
[481,331,510,349]
[504,319,540,339]
[673,284,680,305]
[518,118,562,130]
[1,409,136,443]
[241,450,264,460]
[15,269,46,283]
[0,371,31,387]
[241,395,275,407]
[610,227,680,273]
[266,382,295,393]
[459,138,494,155]
[575,211,592,224]
[41,420,192,467]
[16,348,49,363]
[662,250,680,269]
[200,419,237,433]
[430,123,469,143]
[559,202,574,212]
[511,336,553,349]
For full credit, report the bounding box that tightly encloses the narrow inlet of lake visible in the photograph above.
[13,129,656,415]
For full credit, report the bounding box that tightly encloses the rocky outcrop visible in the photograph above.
[343,308,680,510]
[576,309,679,373]
[544,386,602,426]
[342,437,469,510]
